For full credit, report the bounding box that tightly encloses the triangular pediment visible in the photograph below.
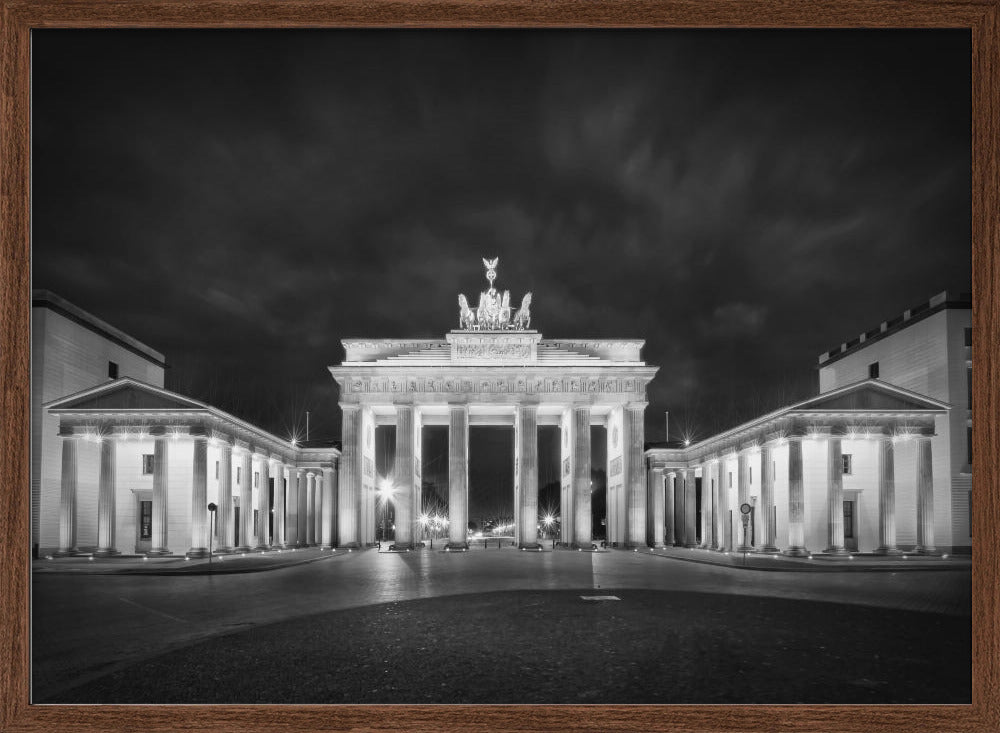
[791,380,948,413]
[46,378,206,412]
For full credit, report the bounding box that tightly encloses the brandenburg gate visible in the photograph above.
[329,258,658,551]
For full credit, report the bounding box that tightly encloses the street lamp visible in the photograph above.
[419,513,429,548]
[376,478,397,546]
[543,514,554,548]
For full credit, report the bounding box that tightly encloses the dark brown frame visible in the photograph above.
[1,2,997,731]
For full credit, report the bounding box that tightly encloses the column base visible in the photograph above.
[94,548,120,557]
[685,542,700,549]
[146,548,171,557]
[736,544,753,553]
[214,547,235,554]
[916,546,939,555]
[445,542,469,551]
[650,542,666,549]
[234,545,253,553]
[782,547,810,557]
[759,545,780,554]
[53,548,80,557]
[255,543,271,551]
[186,547,210,559]
[338,542,361,549]
[519,543,542,550]
[874,546,903,556]
[823,546,851,556]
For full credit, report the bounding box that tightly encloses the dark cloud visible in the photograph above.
[33,29,970,451]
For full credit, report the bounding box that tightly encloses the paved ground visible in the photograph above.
[31,546,971,703]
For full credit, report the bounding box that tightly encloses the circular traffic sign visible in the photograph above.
[740,502,752,515]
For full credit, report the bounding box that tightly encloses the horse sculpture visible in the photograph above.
[458,294,477,330]
[512,292,532,330]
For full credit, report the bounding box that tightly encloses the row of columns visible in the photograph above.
[671,434,935,555]
[340,400,647,551]
[56,431,336,557]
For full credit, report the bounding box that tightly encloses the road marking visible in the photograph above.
[117,597,187,623]
[580,595,620,601]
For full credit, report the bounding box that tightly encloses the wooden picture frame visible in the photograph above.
[1,1,997,731]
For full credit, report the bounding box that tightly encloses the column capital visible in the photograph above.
[339,403,362,413]
[625,401,648,411]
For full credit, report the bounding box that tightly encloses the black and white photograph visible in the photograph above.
[29,28,971,705]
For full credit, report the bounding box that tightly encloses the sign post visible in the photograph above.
[739,503,752,567]
[207,502,217,570]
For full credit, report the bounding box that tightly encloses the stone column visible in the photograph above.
[783,438,808,556]
[236,449,253,551]
[95,437,119,556]
[305,471,316,546]
[272,462,286,548]
[648,466,665,548]
[915,436,937,554]
[187,436,210,557]
[517,403,540,549]
[824,437,848,555]
[337,405,361,548]
[700,465,713,548]
[296,468,308,547]
[217,442,234,552]
[149,435,170,555]
[736,450,751,552]
[447,403,469,550]
[760,442,778,552]
[684,468,697,548]
[670,473,683,546]
[624,403,647,548]
[285,468,299,547]
[393,403,416,549]
[56,433,79,556]
[314,473,323,546]
[572,405,592,548]
[874,437,901,555]
[664,470,675,546]
[715,459,728,551]
[321,467,336,548]
[256,457,270,549]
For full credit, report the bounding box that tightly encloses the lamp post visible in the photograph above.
[419,514,429,549]
[376,478,397,548]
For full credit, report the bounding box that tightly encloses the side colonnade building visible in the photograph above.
[645,380,952,555]
[44,378,339,557]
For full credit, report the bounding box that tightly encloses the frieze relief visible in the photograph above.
[609,456,623,477]
[346,375,648,396]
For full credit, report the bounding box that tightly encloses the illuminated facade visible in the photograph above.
[35,282,967,558]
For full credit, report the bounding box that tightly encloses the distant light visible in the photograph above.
[184,557,190,561]
[44,555,53,560]
[684,439,691,447]
[942,554,949,559]
[88,556,94,561]
[143,556,148,561]
[903,555,908,559]
[807,555,813,559]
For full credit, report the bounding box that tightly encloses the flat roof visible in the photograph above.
[818,290,970,368]
[32,289,167,368]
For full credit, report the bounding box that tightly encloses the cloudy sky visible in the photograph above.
[33,30,970,512]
